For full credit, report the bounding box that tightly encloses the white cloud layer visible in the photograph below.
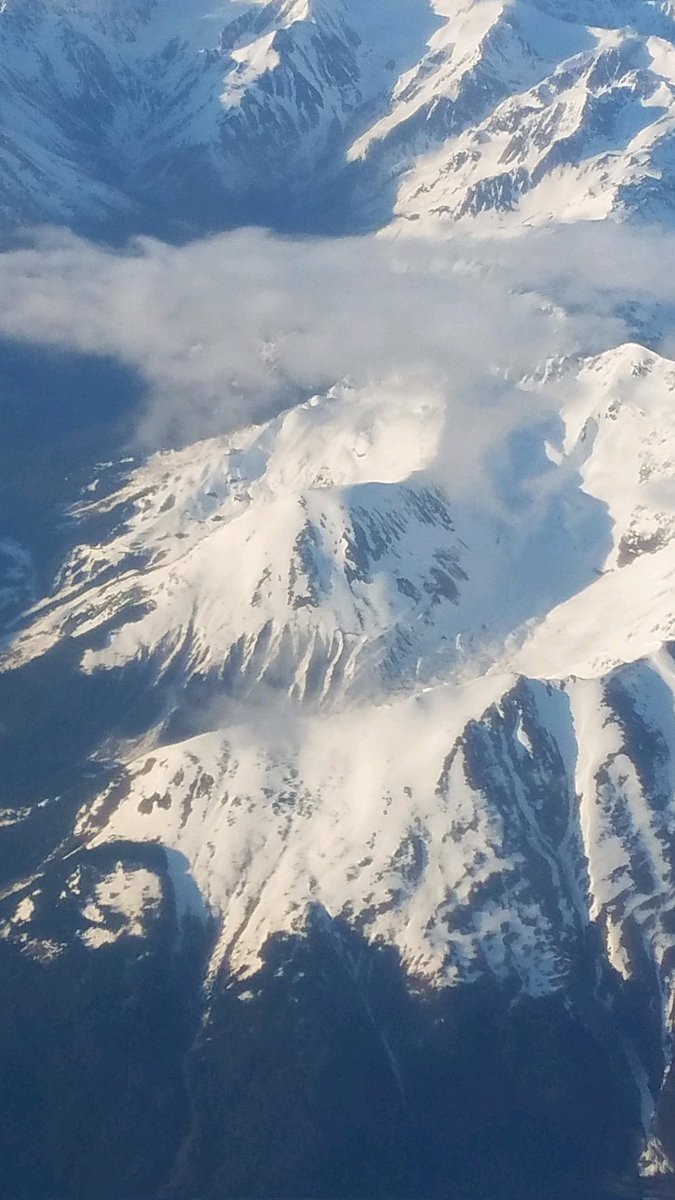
[0,221,669,496]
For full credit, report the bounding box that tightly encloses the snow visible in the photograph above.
[508,345,675,678]
[6,0,675,1170]
[80,864,162,947]
[1,0,675,232]
[221,32,281,108]
[85,672,558,984]
[12,896,35,924]
[10,331,675,996]
[386,5,675,232]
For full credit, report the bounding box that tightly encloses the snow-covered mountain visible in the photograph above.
[386,0,675,231]
[6,1,675,1197]
[3,0,675,235]
[5,336,675,1188]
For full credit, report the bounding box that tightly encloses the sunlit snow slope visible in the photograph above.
[2,0,675,233]
[7,342,675,1173]
[6,337,675,1191]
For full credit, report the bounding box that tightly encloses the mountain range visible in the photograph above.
[3,2,675,1198]
[2,0,675,235]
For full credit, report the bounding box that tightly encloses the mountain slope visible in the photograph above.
[2,0,675,235]
[6,2,675,1196]
[389,2,675,231]
[5,342,675,1186]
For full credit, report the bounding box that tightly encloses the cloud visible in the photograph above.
[0,220,666,501]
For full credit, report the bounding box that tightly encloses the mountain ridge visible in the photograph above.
[4,2,675,1195]
[5,341,675,1184]
[3,0,675,236]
